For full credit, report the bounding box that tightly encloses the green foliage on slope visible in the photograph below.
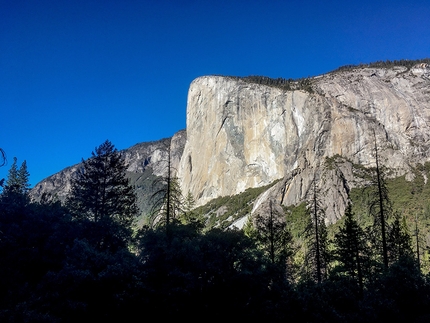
[193,180,280,230]
[126,170,164,225]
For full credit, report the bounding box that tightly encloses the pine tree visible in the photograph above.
[182,191,196,216]
[66,140,138,250]
[304,179,330,283]
[413,213,423,271]
[252,199,293,279]
[5,157,19,190]
[368,131,390,269]
[150,142,183,229]
[387,213,413,264]
[17,160,30,194]
[4,157,30,193]
[2,157,30,204]
[333,202,366,294]
[179,191,204,230]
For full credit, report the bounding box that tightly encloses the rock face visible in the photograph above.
[177,65,430,222]
[31,63,430,224]
[31,130,186,206]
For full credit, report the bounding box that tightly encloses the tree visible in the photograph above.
[182,191,196,218]
[387,213,413,264]
[5,157,18,190]
[18,160,30,193]
[66,140,138,250]
[304,179,330,283]
[333,202,366,295]
[1,157,31,209]
[4,157,30,194]
[368,131,390,269]
[413,213,423,270]
[179,191,205,230]
[150,141,183,229]
[252,199,293,279]
[136,224,269,320]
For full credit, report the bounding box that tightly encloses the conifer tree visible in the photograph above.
[2,157,30,200]
[17,160,30,194]
[66,140,138,250]
[0,157,30,212]
[252,199,293,279]
[179,191,204,230]
[387,213,413,264]
[413,213,423,270]
[368,131,390,269]
[333,202,366,294]
[304,179,330,283]
[5,157,19,190]
[150,141,183,228]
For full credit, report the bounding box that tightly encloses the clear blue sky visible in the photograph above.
[1,0,429,186]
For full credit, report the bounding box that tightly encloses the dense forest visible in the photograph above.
[2,140,430,323]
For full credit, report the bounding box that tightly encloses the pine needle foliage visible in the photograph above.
[66,140,138,250]
[250,200,294,279]
[303,180,330,283]
[333,202,367,295]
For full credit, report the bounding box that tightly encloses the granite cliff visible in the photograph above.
[31,62,430,224]
[177,63,430,223]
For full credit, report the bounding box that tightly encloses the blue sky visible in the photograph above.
[1,0,429,186]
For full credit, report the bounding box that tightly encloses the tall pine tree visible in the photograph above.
[17,160,30,194]
[333,202,367,295]
[387,213,413,264]
[66,140,138,250]
[1,157,31,207]
[4,157,30,193]
[369,130,390,269]
[150,141,183,229]
[304,179,330,283]
[252,199,294,280]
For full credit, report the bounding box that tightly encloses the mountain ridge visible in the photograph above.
[31,60,430,225]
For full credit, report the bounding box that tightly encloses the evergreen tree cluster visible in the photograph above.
[331,58,430,73]
[222,74,314,93]
[1,139,430,322]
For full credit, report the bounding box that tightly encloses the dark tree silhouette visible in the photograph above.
[150,141,183,229]
[1,157,31,209]
[4,157,30,194]
[333,202,366,295]
[252,199,293,279]
[66,140,138,250]
[368,130,390,269]
[387,213,413,264]
[304,179,330,283]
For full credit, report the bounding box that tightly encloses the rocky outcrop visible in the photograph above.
[30,130,186,206]
[178,65,430,223]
